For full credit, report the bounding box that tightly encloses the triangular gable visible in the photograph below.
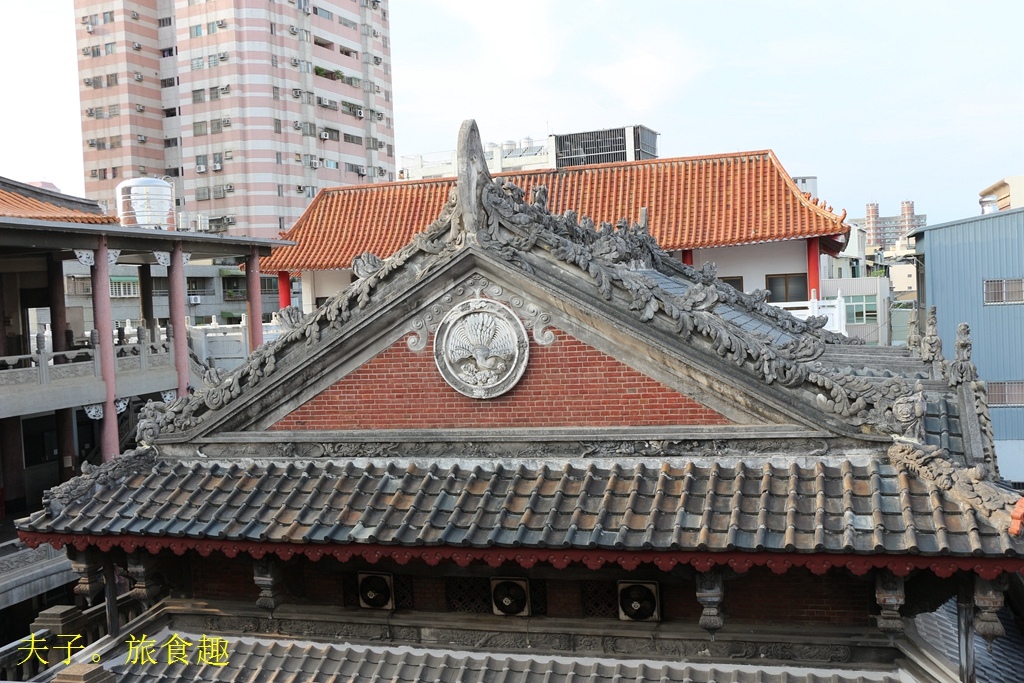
[270,327,731,432]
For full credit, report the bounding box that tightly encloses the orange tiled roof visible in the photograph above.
[262,150,848,272]
[0,187,118,224]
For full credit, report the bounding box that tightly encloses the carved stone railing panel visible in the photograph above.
[116,356,142,372]
[48,364,97,382]
[0,367,39,387]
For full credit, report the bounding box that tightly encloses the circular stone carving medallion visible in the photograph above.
[434,298,529,399]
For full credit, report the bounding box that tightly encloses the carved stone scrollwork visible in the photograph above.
[127,552,165,608]
[696,570,724,636]
[74,249,95,267]
[153,251,171,267]
[67,547,104,606]
[973,575,1008,645]
[253,557,285,610]
[108,249,121,266]
[434,298,529,399]
[277,305,305,330]
[351,252,385,279]
[114,397,130,414]
[906,306,921,354]
[948,322,978,387]
[920,306,946,380]
[83,403,104,420]
[160,389,177,403]
[182,252,191,265]
[875,570,905,634]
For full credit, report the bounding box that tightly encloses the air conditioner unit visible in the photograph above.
[90,169,98,178]
[87,139,97,147]
[293,120,302,130]
[319,131,330,139]
[225,184,234,192]
[617,581,660,622]
[219,52,228,61]
[355,108,364,118]
[187,295,202,305]
[212,163,222,171]
[81,16,90,24]
[133,42,142,50]
[137,135,147,142]
[373,56,381,65]
[223,215,235,224]
[377,167,386,177]
[310,160,320,169]
[131,11,139,19]
[196,164,207,173]
[357,573,393,610]
[371,0,380,8]
[291,57,300,66]
[372,29,380,37]
[136,104,146,112]
[491,578,530,617]
[216,19,227,28]
[291,88,301,98]
[82,47,91,55]
[289,25,298,34]
[356,166,366,176]
[85,108,95,117]
[295,184,305,193]
[224,150,233,159]
[134,73,144,81]
[85,24,94,32]
[375,111,384,121]
[303,5,311,14]
[83,78,93,85]
[374,84,381,93]
[221,117,231,126]
[220,85,230,94]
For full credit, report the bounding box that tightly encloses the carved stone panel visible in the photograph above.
[433,299,529,399]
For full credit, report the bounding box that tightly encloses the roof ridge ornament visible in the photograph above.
[451,119,492,247]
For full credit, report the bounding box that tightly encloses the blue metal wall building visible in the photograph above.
[913,206,1024,483]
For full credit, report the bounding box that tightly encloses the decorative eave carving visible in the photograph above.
[43,446,159,514]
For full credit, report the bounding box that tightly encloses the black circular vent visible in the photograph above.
[619,583,657,620]
[491,580,528,615]
[359,574,392,609]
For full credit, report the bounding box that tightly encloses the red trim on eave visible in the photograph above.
[18,532,1024,580]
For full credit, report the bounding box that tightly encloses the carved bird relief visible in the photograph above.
[447,312,516,384]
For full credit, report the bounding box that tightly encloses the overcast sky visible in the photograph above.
[2,1,1021,225]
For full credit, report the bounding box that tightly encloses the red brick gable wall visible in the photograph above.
[270,330,729,430]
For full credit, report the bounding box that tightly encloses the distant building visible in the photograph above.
[850,201,926,250]
[979,176,1024,212]
[912,206,1024,483]
[791,176,817,199]
[401,125,658,180]
[73,0,395,239]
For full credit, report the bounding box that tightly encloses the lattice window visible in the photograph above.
[989,381,1024,406]
[445,577,490,613]
[393,574,414,610]
[581,580,618,618]
[341,572,359,607]
[528,579,547,616]
[984,278,1024,304]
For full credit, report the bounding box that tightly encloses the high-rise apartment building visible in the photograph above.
[74,0,394,239]
[850,200,926,250]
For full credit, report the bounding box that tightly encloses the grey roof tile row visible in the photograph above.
[20,457,1024,557]
[105,630,902,683]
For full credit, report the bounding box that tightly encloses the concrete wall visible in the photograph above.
[692,241,806,296]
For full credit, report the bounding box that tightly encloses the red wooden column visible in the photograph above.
[91,237,119,462]
[806,237,821,298]
[681,249,694,266]
[246,247,264,350]
[278,271,291,308]
[168,242,189,397]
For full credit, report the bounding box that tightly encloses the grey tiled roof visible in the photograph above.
[19,455,1024,557]
[101,629,903,683]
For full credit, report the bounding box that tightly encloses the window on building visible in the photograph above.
[189,24,202,38]
[196,187,211,201]
[107,104,119,117]
[193,121,208,136]
[106,73,118,86]
[324,159,339,169]
[210,118,222,134]
[765,273,808,303]
[163,137,177,148]
[301,121,317,136]
[844,294,878,325]
[158,17,172,27]
[109,279,140,298]
[988,381,1024,406]
[301,90,315,104]
[208,53,219,67]
[720,276,743,291]
[213,185,226,199]
[312,6,333,20]
[275,152,283,164]
[272,86,280,100]
[298,29,311,41]
[196,154,208,167]
[192,89,205,103]
[160,77,176,88]
[222,276,247,300]
[164,107,178,118]
[339,16,357,30]
[343,133,362,145]
[270,22,276,35]
[97,168,107,180]
[109,135,122,148]
[212,152,223,165]
[339,47,357,58]
[102,11,115,23]
[87,45,100,57]
[104,42,116,55]
[984,278,1024,304]
[277,184,284,196]
[260,277,280,295]
[271,54,278,67]
[322,128,340,141]
[161,47,175,58]
[206,21,218,34]
[111,167,119,178]
[164,168,180,177]
[344,162,363,174]
[191,57,204,70]
[274,119,282,133]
